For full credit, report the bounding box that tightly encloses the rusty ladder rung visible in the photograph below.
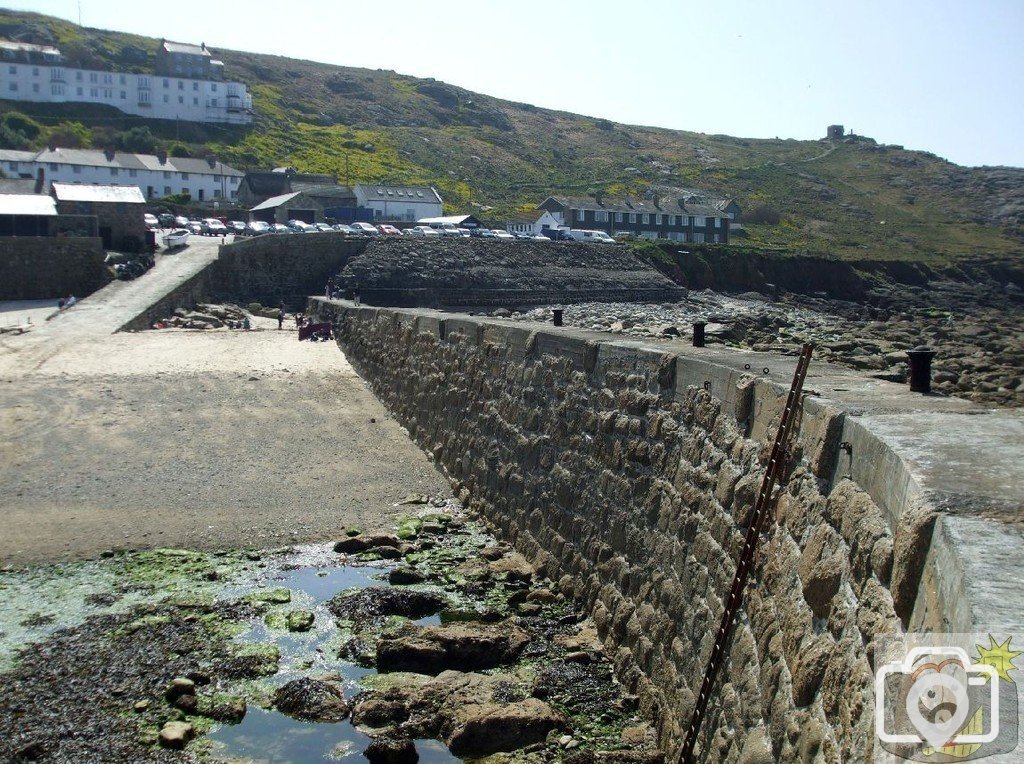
[677,344,813,764]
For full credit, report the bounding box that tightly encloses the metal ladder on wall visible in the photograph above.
[677,343,814,764]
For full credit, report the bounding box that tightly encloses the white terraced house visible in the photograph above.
[0,39,252,125]
[0,147,243,202]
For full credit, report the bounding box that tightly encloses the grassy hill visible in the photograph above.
[1,8,1022,266]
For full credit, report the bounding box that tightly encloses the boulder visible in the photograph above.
[286,609,315,632]
[158,721,195,750]
[389,566,426,585]
[443,698,567,757]
[327,586,446,621]
[364,736,419,763]
[376,623,531,674]
[274,677,350,722]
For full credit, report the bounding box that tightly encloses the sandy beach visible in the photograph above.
[0,314,449,566]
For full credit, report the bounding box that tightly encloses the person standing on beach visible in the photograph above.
[278,302,285,330]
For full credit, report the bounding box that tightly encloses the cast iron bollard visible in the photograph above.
[692,321,707,348]
[553,309,563,327]
[906,346,936,393]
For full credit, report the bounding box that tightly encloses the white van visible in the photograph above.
[568,229,616,244]
[427,221,462,236]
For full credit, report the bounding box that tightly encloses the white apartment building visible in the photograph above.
[1,148,244,202]
[0,40,252,125]
[353,185,444,222]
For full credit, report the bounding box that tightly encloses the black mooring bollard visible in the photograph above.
[906,346,936,393]
[693,321,707,348]
[553,309,563,327]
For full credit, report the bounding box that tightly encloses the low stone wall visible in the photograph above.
[0,237,109,300]
[311,298,951,762]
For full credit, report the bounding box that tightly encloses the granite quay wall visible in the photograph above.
[308,298,1017,763]
[0,237,110,300]
[309,300,893,760]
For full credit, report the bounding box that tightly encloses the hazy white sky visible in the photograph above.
[11,0,1024,167]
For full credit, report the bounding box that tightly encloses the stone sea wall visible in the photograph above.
[0,237,109,300]
[310,299,948,762]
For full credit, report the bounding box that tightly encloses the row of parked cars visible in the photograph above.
[145,212,617,244]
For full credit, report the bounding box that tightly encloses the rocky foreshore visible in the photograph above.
[507,278,1024,407]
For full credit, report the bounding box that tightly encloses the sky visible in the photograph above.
[10,0,1024,167]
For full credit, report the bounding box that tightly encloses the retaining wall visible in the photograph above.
[309,298,990,762]
[0,237,109,300]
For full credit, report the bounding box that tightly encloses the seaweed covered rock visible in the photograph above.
[376,622,531,674]
[274,677,350,722]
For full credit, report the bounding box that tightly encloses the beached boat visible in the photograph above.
[163,229,190,249]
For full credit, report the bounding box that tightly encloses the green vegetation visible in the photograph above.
[0,8,1020,266]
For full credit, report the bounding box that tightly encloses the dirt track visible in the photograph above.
[0,321,448,566]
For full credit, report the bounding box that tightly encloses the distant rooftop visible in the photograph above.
[0,194,57,216]
[51,183,146,204]
[0,40,61,58]
[161,40,211,57]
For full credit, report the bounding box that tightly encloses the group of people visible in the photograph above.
[325,279,360,306]
[57,295,78,311]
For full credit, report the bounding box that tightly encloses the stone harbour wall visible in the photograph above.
[308,298,950,762]
[0,237,110,300]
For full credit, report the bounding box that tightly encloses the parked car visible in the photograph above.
[314,223,334,232]
[186,220,204,235]
[174,215,190,227]
[404,225,440,237]
[349,221,380,235]
[492,229,514,240]
[376,224,403,236]
[158,213,176,228]
[332,224,358,235]
[202,218,228,236]
[270,224,292,234]
[246,221,271,235]
[227,220,247,234]
[471,228,496,238]
[541,228,574,241]
[144,213,160,229]
[568,229,616,243]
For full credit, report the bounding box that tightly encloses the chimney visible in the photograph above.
[653,193,661,209]
[104,146,115,162]
[157,149,167,165]
[205,154,216,168]
[595,190,604,206]
[34,167,44,195]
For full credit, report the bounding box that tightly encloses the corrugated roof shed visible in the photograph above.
[51,183,146,204]
[0,195,57,216]
[250,191,301,211]
[162,40,210,57]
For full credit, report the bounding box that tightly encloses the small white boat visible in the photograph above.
[163,229,190,249]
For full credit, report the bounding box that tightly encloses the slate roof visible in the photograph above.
[0,194,57,216]
[33,148,242,176]
[162,40,210,57]
[0,178,39,194]
[355,185,443,204]
[541,195,729,219]
[0,149,39,164]
[51,183,146,204]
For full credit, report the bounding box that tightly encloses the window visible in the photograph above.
[138,90,149,104]
[89,72,97,83]
[164,186,171,195]
[693,232,705,243]
[193,82,198,91]
[138,76,149,88]
[694,216,705,226]
[49,163,57,171]
[193,97,198,105]
[210,97,217,107]
[163,171,171,178]
[90,88,98,97]
[163,94,169,103]
[211,83,217,92]
[181,173,189,180]
[615,212,624,223]
[163,78,169,87]
[76,71,82,81]
[629,213,636,224]
[110,168,118,176]
[119,74,126,85]
[8,82,17,92]
[73,166,81,174]
[178,95,184,103]
[641,214,649,224]
[576,210,586,222]
[8,65,16,74]
[675,215,683,226]
[231,190,238,199]
[51,67,63,81]
[213,189,221,198]
[103,88,112,98]
[595,211,608,223]
[7,162,16,171]
[32,67,39,76]
[103,73,112,84]
[32,83,39,93]
[120,90,126,99]
[178,80,183,90]
[76,86,83,96]
[129,169,137,177]
[231,177,238,184]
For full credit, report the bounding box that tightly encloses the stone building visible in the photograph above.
[51,183,146,251]
[249,187,359,225]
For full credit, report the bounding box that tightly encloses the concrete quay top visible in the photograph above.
[313,298,1024,634]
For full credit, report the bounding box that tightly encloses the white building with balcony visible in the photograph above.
[0,40,252,125]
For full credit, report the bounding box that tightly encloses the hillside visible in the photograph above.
[1,8,1022,266]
